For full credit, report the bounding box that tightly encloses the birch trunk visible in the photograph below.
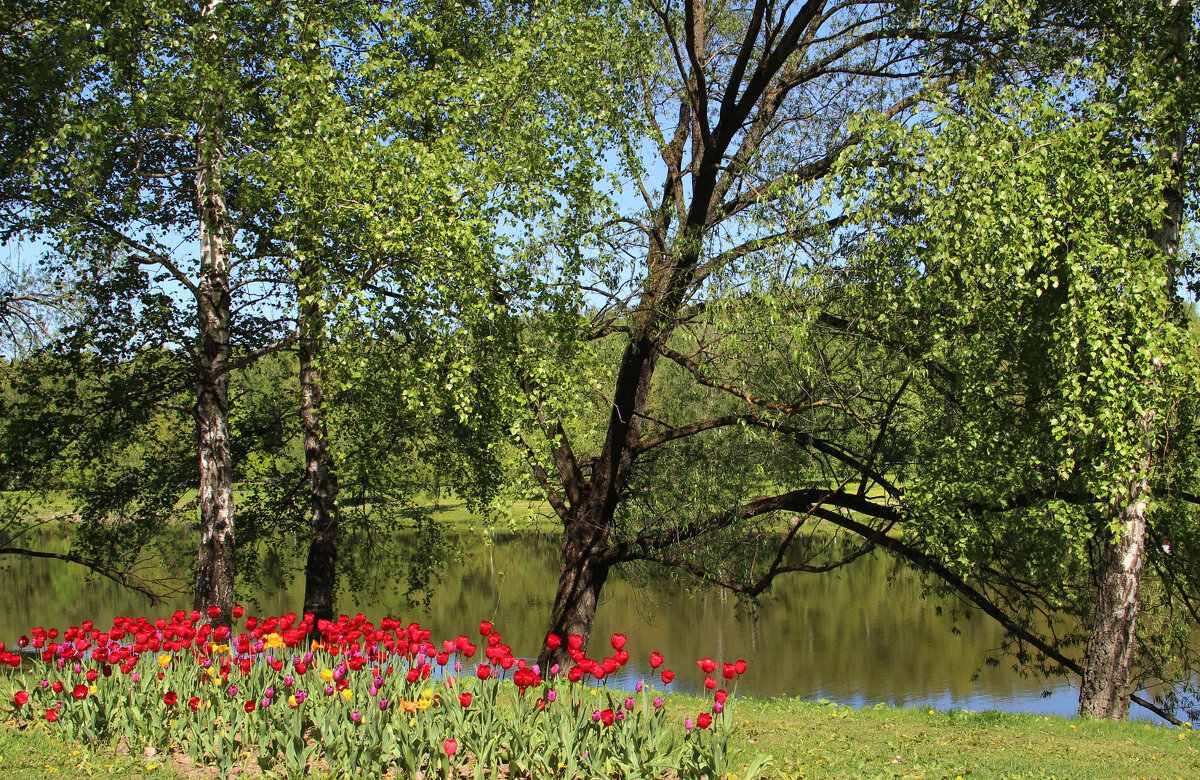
[1078,464,1152,719]
[192,134,235,625]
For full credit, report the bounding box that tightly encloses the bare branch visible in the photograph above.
[0,547,186,603]
[657,342,847,417]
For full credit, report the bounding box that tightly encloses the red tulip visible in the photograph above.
[13,691,29,707]
[244,700,256,713]
[479,621,493,635]
[232,606,245,619]
[85,669,98,683]
[458,692,472,707]
[715,690,729,704]
[188,696,201,712]
[650,652,664,668]
[44,708,59,722]
[610,633,626,651]
[722,663,735,680]
[568,634,583,650]
[206,606,221,619]
[72,684,88,701]
[698,713,713,729]
[476,664,491,680]
[600,708,615,726]
[443,739,458,756]
[698,657,717,674]
[734,659,747,675]
[661,669,675,685]
[546,633,562,650]
[163,691,178,706]
[704,676,717,689]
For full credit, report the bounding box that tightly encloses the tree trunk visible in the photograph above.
[538,513,611,672]
[194,371,234,622]
[1077,0,1189,720]
[1078,466,1151,719]
[298,261,339,630]
[192,132,234,625]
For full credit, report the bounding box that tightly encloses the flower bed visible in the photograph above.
[1,609,772,778]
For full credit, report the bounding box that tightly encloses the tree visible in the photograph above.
[830,2,1199,720]
[1074,0,1196,720]
[491,0,1043,671]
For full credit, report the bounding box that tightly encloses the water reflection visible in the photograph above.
[0,529,1087,716]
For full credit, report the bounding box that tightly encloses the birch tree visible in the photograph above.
[833,0,1199,720]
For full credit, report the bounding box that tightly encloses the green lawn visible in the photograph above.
[721,697,1199,779]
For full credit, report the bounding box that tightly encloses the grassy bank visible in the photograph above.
[2,696,1196,780]
[723,697,1198,779]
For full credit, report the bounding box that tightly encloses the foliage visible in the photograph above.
[835,56,1200,710]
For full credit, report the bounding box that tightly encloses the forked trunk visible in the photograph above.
[538,518,611,672]
[298,265,339,630]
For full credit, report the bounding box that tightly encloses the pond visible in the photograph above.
[0,525,1165,720]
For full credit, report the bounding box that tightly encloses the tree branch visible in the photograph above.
[0,547,185,602]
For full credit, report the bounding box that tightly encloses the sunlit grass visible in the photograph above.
[0,725,180,780]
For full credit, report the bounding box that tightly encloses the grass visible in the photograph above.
[2,696,1197,780]
[718,697,1200,779]
[0,725,176,779]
